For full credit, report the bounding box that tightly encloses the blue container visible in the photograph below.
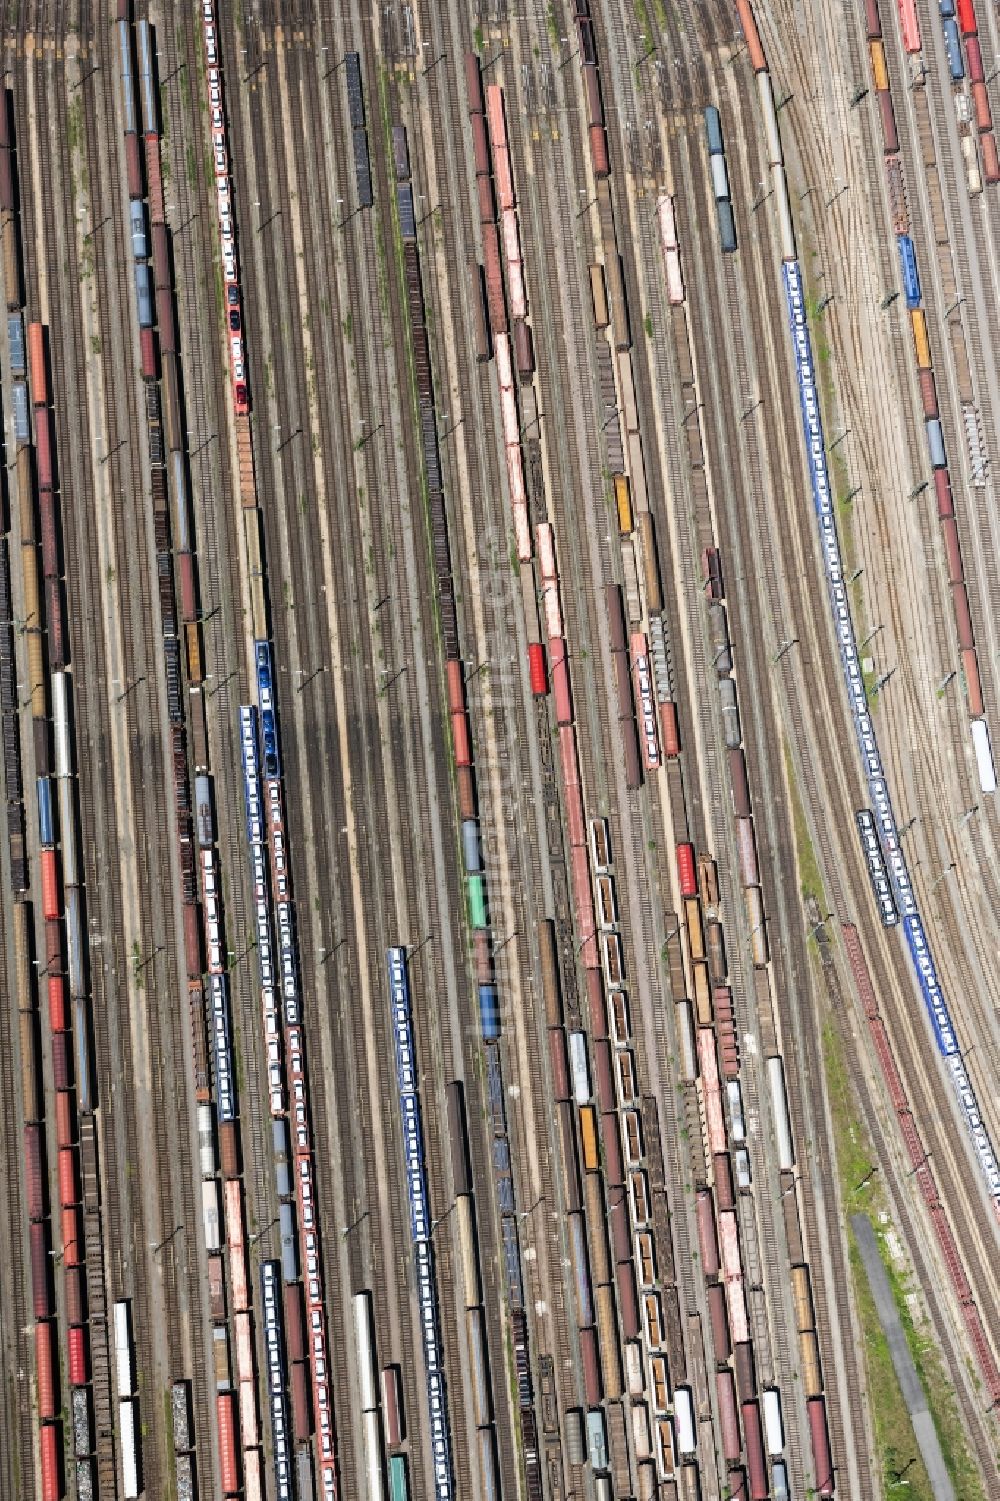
[479,984,500,1040]
[704,105,724,156]
[135,263,153,328]
[12,382,30,443]
[279,1202,298,1282]
[717,197,737,253]
[8,313,25,375]
[461,819,481,874]
[37,777,54,847]
[926,417,946,469]
[897,234,921,308]
[130,200,147,260]
[942,18,964,79]
[397,182,416,242]
[939,0,955,18]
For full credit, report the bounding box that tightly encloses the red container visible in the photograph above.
[971,81,992,134]
[291,1358,312,1441]
[183,903,202,980]
[940,516,964,585]
[471,113,490,176]
[897,0,921,51]
[54,1091,73,1150]
[457,765,476,821]
[742,1400,768,1499]
[178,550,197,622]
[48,975,67,1033]
[145,136,164,224]
[616,1260,639,1338]
[609,1193,630,1263]
[25,1124,45,1220]
[51,1032,71,1092]
[61,1206,82,1266]
[696,1189,720,1276]
[956,0,977,36]
[40,848,59,920]
[35,406,53,490]
[551,642,573,725]
[36,1320,57,1419]
[952,580,974,651]
[918,368,938,420]
[708,1282,731,1361]
[933,468,954,518]
[382,1365,403,1445]
[28,323,47,403]
[157,288,177,352]
[660,700,680,758]
[717,1369,741,1460]
[807,1396,834,1497]
[58,1147,76,1208]
[30,1222,51,1318]
[600,1110,623,1187]
[879,90,898,154]
[217,1392,239,1494]
[548,1028,570,1101]
[579,1324,602,1405]
[68,1324,88,1386]
[583,971,605,1042]
[140,325,158,380]
[451,710,472,767]
[40,1421,60,1501]
[445,658,465,715]
[729,748,750,818]
[46,579,66,670]
[676,842,696,897]
[464,51,485,114]
[40,492,59,578]
[589,123,609,178]
[152,221,170,289]
[592,1040,614,1114]
[125,131,143,199]
[65,1265,85,1326]
[982,131,999,184]
[962,648,984,718]
[527,642,547,695]
[736,0,767,66]
[476,173,495,226]
[283,1283,305,1363]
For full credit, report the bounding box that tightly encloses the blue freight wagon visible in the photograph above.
[704,105,724,156]
[897,234,921,308]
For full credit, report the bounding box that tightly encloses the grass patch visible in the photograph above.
[634,0,652,47]
[474,25,484,52]
[643,313,653,338]
[823,1021,987,1501]
[546,2,559,43]
[782,739,825,905]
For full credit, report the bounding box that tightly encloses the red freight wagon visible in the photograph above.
[742,1400,768,1499]
[382,1365,403,1445]
[28,323,47,402]
[863,0,882,37]
[580,1324,602,1405]
[48,975,67,1033]
[981,131,999,184]
[933,468,954,517]
[125,130,144,199]
[54,1090,73,1150]
[464,52,485,116]
[68,1324,88,1387]
[548,1028,570,1101]
[676,842,697,897]
[879,90,898,154]
[217,1392,239,1494]
[30,1222,51,1319]
[956,0,977,36]
[40,1421,61,1501]
[140,325,158,380]
[966,34,984,82]
[897,0,921,51]
[25,1124,45,1220]
[451,710,472,767]
[717,1369,741,1460]
[35,406,54,490]
[660,700,680,758]
[58,1146,77,1208]
[470,113,490,176]
[962,649,984,718]
[971,81,991,134]
[36,1321,57,1419]
[807,1396,835,1496]
[527,642,547,695]
[696,1189,720,1276]
[551,640,573,725]
[61,1205,82,1266]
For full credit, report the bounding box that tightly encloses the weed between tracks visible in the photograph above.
[823,1022,985,1501]
[781,739,825,910]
